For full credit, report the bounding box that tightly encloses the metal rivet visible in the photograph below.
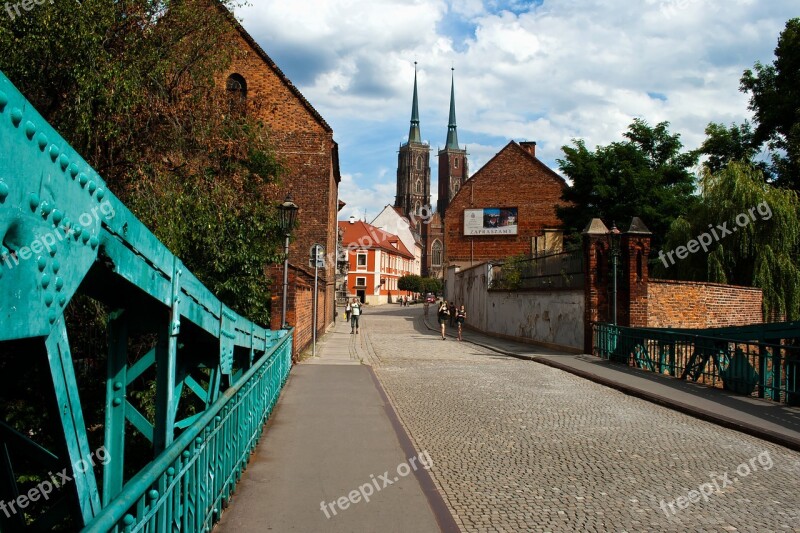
[0,91,7,110]
[44,294,54,307]
[24,121,36,139]
[48,145,60,161]
[0,181,8,202]
[96,188,105,201]
[78,173,88,186]
[112,398,122,407]
[41,201,52,217]
[35,132,48,151]
[49,247,56,257]
[55,277,64,291]
[29,193,40,211]
[52,260,60,273]
[89,236,99,249]
[58,295,66,307]
[58,154,69,171]
[113,381,122,390]
[48,312,56,324]
[37,257,47,271]
[81,230,90,244]
[52,209,63,225]
[41,274,50,288]
[68,164,79,178]
[88,181,97,194]
[10,108,22,126]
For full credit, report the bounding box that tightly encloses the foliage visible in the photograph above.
[490,255,527,290]
[739,17,800,190]
[420,276,443,295]
[0,0,286,324]
[698,122,766,176]
[655,162,800,320]
[557,119,698,250]
[398,274,423,293]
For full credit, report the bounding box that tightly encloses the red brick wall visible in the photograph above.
[270,264,328,360]
[647,280,763,329]
[221,24,338,332]
[444,142,567,264]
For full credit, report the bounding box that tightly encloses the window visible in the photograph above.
[454,157,459,169]
[416,156,422,170]
[226,74,247,115]
[357,253,367,270]
[431,240,443,267]
[415,180,421,193]
[355,277,366,287]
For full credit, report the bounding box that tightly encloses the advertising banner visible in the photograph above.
[464,208,518,236]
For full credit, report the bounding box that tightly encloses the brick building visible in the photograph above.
[444,141,568,269]
[214,4,341,355]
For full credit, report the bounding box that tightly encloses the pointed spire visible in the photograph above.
[445,67,459,150]
[408,62,421,143]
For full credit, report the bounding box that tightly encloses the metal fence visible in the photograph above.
[491,248,584,290]
[594,323,799,405]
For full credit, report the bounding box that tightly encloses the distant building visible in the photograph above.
[339,218,416,305]
[371,205,423,276]
[444,141,568,269]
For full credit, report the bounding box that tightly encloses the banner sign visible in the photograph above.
[464,208,518,236]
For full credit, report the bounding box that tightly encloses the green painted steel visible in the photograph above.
[594,323,799,404]
[0,70,293,530]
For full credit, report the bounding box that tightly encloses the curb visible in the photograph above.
[422,316,800,452]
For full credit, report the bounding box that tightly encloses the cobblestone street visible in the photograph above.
[354,305,800,532]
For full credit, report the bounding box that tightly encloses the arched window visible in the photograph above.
[415,180,421,194]
[226,74,247,114]
[454,157,459,169]
[414,201,421,215]
[416,156,422,170]
[431,240,443,267]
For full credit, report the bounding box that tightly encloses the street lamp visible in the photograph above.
[609,222,621,326]
[278,193,299,329]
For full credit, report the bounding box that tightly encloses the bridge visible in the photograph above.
[0,72,292,531]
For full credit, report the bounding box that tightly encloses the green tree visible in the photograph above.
[557,119,698,249]
[420,277,443,296]
[398,275,422,293]
[698,122,765,175]
[656,162,800,320]
[740,17,800,189]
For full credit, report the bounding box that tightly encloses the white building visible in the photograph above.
[371,205,423,276]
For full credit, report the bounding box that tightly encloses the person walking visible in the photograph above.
[437,300,450,340]
[456,304,466,341]
[345,300,351,322]
[350,298,361,334]
[448,301,456,327]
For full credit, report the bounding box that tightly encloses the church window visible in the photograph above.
[431,240,443,267]
[226,74,247,115]
[454,157,459,169]
[416,156,422,170]
[415,180,421,194]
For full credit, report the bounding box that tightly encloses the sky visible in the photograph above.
[233,0,797,223]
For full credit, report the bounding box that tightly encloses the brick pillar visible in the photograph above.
[583,219,611,353]
[619,217,652,328]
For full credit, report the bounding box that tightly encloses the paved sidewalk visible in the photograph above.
[215,315,457,533]
[424,315,800,452]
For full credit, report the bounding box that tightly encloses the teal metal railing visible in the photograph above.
[84,335,291,532]
[594,323,799,405]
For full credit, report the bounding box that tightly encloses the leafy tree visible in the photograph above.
[656,162,800,320]
[698,122,765,175]
[740,17,800,190]
[557,119,698,249]
[420,277,443,295]
[398,275,422,293]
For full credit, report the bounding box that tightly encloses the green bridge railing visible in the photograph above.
[594,323,800,405]
[0,70,292,531]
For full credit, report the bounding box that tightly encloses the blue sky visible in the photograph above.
[234,0,797,222]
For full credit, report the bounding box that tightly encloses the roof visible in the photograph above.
[337,220,415,260]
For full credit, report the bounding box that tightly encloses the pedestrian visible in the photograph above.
[437,300,450,340]
[350,298,361,334]
[448,301,456,327]
[456,304,466,341]
[345,299,351,322]
[423,300,430,316]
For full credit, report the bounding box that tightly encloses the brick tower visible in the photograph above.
[437,68,468,217]
[395,63,431,219]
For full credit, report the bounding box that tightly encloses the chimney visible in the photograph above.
[349,215,356,224]
[520,141,537,157]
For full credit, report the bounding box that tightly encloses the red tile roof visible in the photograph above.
[338,220,415,259]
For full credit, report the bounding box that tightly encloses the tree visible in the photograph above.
[420,277,443,296]
[656,162,800,320]
[398,275,422,293]
[698,122,765,175]
[740,17,800,190]
[557,119,698,249]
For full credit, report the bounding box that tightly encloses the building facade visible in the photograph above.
[339,219,416,305]
[371,205,423,276]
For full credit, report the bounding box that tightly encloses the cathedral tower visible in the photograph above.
[395,64,431,219]
[437,68,468,217]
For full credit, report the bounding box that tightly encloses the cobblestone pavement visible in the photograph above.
[354,305,800,533]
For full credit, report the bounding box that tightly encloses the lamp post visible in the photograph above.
[609,222,621,326]
[278,193,299,329]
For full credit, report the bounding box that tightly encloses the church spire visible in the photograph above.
[445,68,459,150]
[408,63,421,143]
